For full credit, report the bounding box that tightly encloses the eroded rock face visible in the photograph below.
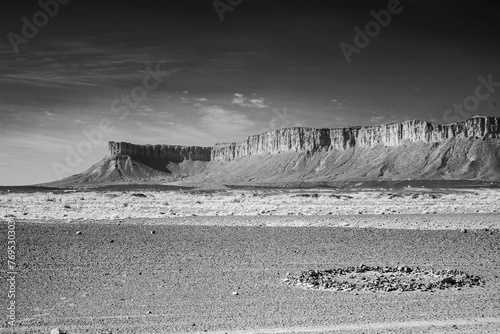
[108,142,212,162]
[212,116,500,161]
[107,117,500,163]
[51,116,500,185]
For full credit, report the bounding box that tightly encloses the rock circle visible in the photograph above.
[283,265,484,292]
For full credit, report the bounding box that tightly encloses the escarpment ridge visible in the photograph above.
[107,116,500,162]
[51,116,500,186]
[210,116,500,161]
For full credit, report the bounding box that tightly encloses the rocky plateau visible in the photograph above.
[49,116,500,186]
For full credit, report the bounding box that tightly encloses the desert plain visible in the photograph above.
[1,186,500,334]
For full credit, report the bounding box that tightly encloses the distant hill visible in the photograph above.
[47,116,500,187]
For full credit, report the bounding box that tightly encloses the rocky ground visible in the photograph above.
[1,188,500,226]
[1,187,500,333]
[0,218,500,333]
[284,265,484,293]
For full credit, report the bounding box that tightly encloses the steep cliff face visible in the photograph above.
[52,116,500,185]
[108,141,212,162]
[211,116,500,161]
[191,137,500,184]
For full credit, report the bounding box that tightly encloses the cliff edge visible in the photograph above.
[51,116,500,186]
[211,116,500,161]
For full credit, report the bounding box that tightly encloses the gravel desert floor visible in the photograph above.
[1,217,500,333]
[1,188,500,333]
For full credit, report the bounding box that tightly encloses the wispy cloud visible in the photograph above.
[198,104,256,139]
[155,111,172,118]
[369,116,386,124]
[269,106,304,130]
[232,93,268,109]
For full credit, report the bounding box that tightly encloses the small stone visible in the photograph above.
[232,291,239,296]
[75,231,82,235]
[147,310,152,314]
[441,277,456,284]
[51,329,63,334]
[460,228,467,233]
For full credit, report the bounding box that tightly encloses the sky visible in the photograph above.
[0,0,499,185]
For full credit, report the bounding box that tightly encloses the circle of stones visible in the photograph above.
[283,265,484,292]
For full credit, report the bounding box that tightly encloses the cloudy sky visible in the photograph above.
[1,0,499,185]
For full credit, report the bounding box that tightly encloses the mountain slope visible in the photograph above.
[48,154,210,186]
[47,117,500,186]
[188,138,500,184]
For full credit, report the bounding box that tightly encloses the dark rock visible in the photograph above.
[441,277,456,284]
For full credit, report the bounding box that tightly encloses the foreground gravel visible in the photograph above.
[1,217,500,333]
[6,213,500,230]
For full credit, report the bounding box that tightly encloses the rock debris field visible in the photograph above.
[284,265,484,293]
[1,186,500,333]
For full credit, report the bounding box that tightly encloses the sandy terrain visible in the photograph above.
[1,188,500,230]
[1,188,500,333]
[0,220,499,334]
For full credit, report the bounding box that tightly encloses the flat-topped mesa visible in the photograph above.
[108,141,212,162]
[211,116,500,162]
